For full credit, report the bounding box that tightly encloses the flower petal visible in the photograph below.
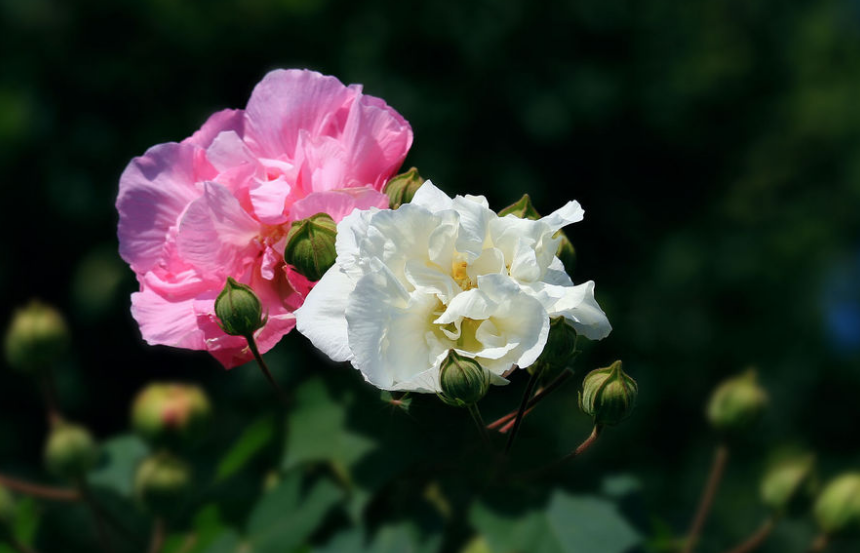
[295,267,357,363]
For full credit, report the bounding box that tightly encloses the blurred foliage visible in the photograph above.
[2,0,860,551]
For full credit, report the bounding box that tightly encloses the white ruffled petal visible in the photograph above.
[294,267,357,362]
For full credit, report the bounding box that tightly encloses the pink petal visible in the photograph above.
[243,69,359,159]
[249,176,293,225]
[117,142,211,275]
[290,187,388,223]
[176,182,260,280]
[183,109,245,149]
[131,287,207,350]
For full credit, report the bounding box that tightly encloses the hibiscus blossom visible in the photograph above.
[117,69,413,367]
[295,182,611,392]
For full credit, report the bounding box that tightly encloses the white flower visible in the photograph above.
[294,182,611,392]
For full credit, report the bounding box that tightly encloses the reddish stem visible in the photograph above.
[682,444,730,553]
[488,370,572,431]
[0,473,80,501]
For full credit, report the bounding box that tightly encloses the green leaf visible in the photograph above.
[471,492,640,553]
[87,434,149,497]
[282,379,376,470]
[216,415,276,482]
[199,530,243,553]
[247,471,343,553]
[162,505,230,553]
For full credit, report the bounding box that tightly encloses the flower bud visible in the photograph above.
[760,454,816,514]
[4,301,70,373]
[438,350,491,407]
[0,485,15,532]
[44,422,99,479]
[537,317,578,370]
[384,167,425,209]
[132,383,212,450]
[499,193,541,220]
[284,213,338,282]
[814,473,860,536]
[706,369,768,435]
[579,361,638,426]
[215,278,265,337]
[134,452,192,516]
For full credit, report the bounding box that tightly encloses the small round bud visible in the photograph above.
[215,278,265,337]
[760,454,816,514]
[499,193,541,220]
[0,485,16,532]
[4,301,70,373]
[579,361,638,426]
[384,167,425,209]
[438,350,491,407]
[706,369,768,435]
[132,383,212,450]
[537,317,578,370]
[814,473,860,536]
[44,422,99,479]
[134,453,192,516]
[284,213,338,282]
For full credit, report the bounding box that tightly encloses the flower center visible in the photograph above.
[451,255,475,290]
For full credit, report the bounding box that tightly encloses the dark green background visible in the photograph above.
[1,0,859,551]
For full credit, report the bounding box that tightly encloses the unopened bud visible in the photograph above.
[814,473,860,536]
[537,317,578,370]
[134,452,192,515]
[384,167,425,209]
[438,350,491,407]
[284,213,338,282]
[215,278,265,337]
[0,485,15,532]
[706,368,768,435]
[760,454,816,514]
[132,383,212,450]
[44,422,99,479]
[4,301,70,373]
[579,361,638,426]
[499,193,541,220]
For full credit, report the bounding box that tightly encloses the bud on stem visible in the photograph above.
[284,213,338,282]
[814,473,860,537]
[384,167,425,209]
[438,350,491,407]
[44,422,99,480]
[215,278,266,338]
[579,361,638,426]
[4,301,70,373]
[707,368,768,436]
[132,383,212,450]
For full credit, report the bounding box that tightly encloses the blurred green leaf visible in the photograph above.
[471,492,640,553]
[199,530,243,553]
[87,434,149,497]
[216,415,276,482]
[282,379,376,470]
[163,505,230,553]
[247,470,343,553]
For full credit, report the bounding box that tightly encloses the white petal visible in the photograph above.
[451,195,495,259]
[540,200,584,231]
[295,267,356,362]
[410,180,453,212]
[522,280,612,340]
[404,259,459,302]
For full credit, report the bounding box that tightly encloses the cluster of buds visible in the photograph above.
[4,301,69,373]
[579,361,638,426]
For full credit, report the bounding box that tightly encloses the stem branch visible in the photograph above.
[504,365,543,456]
[148,518,166,553]
[682,443,730,553]
[488,370,573,432]
[722,516,777,553]
[467,404,492,451]
[245,334,286,403]
[0,473,80,501]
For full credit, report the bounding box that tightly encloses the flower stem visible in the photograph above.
[148,518,166,553]
[0,473,80,501]
[467,403,492,451]
[77,478,114,553]
[682,443,730,553]
[40,368,62,428]
[517,424,602,480]
[504,365,543,456]
[488,370,573,432]
[244,334,286,404]
[721,516,777,553]
[807,534,829,553]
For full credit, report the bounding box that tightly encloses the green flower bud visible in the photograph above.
[215,278,265,337]
[0,485,16,532]
[499,193,541,220]
[537,317,578,370]
[760,454,816,514]
[579,361,638,426]
[4,301,70,373]
[132,383,212,450]
[438,350,491,407]
[134,452,192,516]
[706,369,768,435]
[814,473,860,536]
[284,213,338,282]
[384,167,425,209]
[44,422,99,479]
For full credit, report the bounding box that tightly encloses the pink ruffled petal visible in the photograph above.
[131,287,207,350]
[340,96,413,188]
[117,142,209,275]
[183,109,245,149]
[249,176,292,225]
[290,187,388,224]
[176,182,260,280]
[244,69,359,159]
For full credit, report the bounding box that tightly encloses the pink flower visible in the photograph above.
[117,69,413,368]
